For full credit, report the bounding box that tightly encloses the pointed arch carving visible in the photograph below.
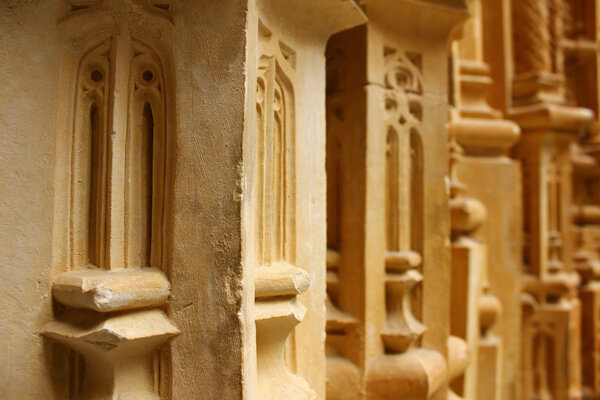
[46,11,177,398]
[256,22,296,267]
[68,37,170,271]
[126,40,168,270]
[254,18,314,400]
[382,46,426,353]
[71,40,111,269]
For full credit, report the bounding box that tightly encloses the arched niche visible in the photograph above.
[68,37,170,271]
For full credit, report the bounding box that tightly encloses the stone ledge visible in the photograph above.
[52,267,170,312]
[255,263,310,298]
[41,308,179,353]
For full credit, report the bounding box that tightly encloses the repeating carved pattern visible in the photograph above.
[383,47,424,128]
[126,40,167,270]
[71,41,111,269]
[513,0,552,74]
[44,6,177,400]
[382,46,426,353]
[254,19,314,400]
[512,0,570,78]
[364,37,451,400]
[561,4,600,395]
[511,0,590,396]
[549,0,566,74]
[518,146,581,400]
[570,104,600,400]
[256,20,296,268]
[70,38,168,272]
[521,295,578,400]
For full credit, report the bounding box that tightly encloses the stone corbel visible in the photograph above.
[42,268,178,400]
[448,119,520,157]
[254,264,315,400]
[509,102,593,133]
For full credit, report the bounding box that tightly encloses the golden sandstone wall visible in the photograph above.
[1,1,600,399]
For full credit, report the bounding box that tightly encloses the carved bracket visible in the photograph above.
[255,264,315,400]
[42,268,178,399]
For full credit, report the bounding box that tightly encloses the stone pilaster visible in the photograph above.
[448,1,522,399]
[248,2,366,399]
[510,1,593,399]
[325,1,468,399]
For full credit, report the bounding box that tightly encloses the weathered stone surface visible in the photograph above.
[3,1,600,399]
[52,268,170,312]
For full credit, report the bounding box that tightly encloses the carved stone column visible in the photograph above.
[247,2,366,399]
[510,0,593,399]
[562,1,600,398]
[572,136,600,400]
[41,3,180,398]
[29,1,366,399]
[448,138,484,400]
[447,1,522,400]
[325,1,467,399]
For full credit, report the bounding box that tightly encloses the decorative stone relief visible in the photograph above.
[42,6,178,399]
[512,0,566,104]
[510,0,592,398]
[2,0,373,398]
[126,40,168,270]
[365,42,448,400]
[381,47,427,354]
[254,18,315,400]
[70,38,168,271]
[324,3,468,398]
[572,137,600,399]
[562,2,600,397]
